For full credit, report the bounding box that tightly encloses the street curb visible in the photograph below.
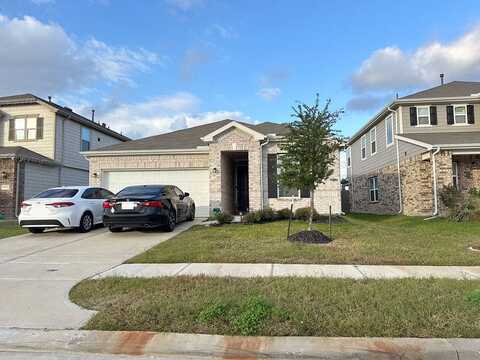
[1,329,479,359]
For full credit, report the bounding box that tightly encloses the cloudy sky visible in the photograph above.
[1,0,480,138]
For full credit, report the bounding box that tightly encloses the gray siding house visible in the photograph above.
[346,81,480,216]
[0,94,129,218]
[84,120,341,217]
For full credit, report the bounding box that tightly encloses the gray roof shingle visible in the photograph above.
[400,81,480,100]
[93,120,289,152]
[399,132,480,147]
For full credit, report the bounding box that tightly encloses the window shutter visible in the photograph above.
[36,117,44,139]
[467,105,475,124]
[8,118,15,141]
[267,154,278,198]
[429,106,437,125]
[300,188,310,198]
[446,105,454,125]
[409,107,417,126]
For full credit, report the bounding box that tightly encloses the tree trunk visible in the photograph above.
[308,189,314,231]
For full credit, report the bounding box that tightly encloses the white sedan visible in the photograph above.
[18,186,115,234]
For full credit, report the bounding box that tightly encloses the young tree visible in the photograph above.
[278,95,343,231]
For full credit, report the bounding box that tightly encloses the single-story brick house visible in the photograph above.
[83,120,341,217]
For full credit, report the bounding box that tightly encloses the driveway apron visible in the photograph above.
[0,220,199,329]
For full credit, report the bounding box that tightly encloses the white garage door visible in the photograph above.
[102,169,210,217]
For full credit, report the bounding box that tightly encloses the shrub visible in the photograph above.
[259,207,275,222]
[294,207,320,221]
[215,212,234,224]
[242,211,262,224]
[439,185,480,222]
[276,208,293,220]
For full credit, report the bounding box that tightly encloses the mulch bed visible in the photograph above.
[288,230,332,244]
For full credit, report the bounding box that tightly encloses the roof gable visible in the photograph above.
[201,121,265,142]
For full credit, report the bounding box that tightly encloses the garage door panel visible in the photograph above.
[102,170,209,217]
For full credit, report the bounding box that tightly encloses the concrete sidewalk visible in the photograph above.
[95,263,480,280]
[0,328,479,359]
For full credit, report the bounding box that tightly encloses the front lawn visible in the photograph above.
[71,276,480,337]
[0,221,27,239]
[129,214,480,266]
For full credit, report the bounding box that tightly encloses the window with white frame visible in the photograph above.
[385,116,393,146]
[454,105,467,124]
[417,106,430,126]
[452,161,459,190]
[361,135,367,160]
[369,176,379,202]
[346,147,351,168]
[81,127,90,151]
[15,117,37,141]
[370,127,377,155]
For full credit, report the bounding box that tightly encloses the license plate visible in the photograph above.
[121,202,136,210]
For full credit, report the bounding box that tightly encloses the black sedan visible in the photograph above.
[103,185,195,232]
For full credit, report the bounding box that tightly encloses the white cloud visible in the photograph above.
[257,87,281,101]
[207,24,236,39]
[165,0,203,11]
[346,93,396,112]
[351,26,480,93]
[69,92,250,139]
[0,14,158,95]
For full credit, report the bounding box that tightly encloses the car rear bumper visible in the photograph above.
[103,212,169,228]
[18,214,73,228]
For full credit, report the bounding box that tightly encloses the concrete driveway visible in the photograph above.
[0,220,199,330]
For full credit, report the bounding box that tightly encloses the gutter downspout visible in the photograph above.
[259,136,271,209]
[388,106,402,214]
[425,146,441,220]
[14,158,20,218]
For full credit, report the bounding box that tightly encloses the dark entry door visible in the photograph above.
[235,162,249,213]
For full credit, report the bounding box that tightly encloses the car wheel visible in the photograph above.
[109,226,123,233]
[28,228,44,234]
[187,205,195,221]
[165,210,176,232]
[78,212,93,233]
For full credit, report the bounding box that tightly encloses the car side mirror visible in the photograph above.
[184,192,190,197]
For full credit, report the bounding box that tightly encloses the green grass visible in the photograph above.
[70,276,480,337]
[0,221,27,239]
[129,214,480,266]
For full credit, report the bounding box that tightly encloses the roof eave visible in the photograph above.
[82,148,210,157]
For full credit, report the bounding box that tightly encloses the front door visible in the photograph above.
[235,162,249,213]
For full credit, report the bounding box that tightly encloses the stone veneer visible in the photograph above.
[208,127,262,212]
[350,150,454,216]
[0,158,24,219]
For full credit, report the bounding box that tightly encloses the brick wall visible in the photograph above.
[0,158,18,219]
[88,153,209,187]
[455,155,480,191]
[208,128,262,212]
[350,150,454,217]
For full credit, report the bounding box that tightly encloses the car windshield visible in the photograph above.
[116,186,163,197]
[34,189,79,198]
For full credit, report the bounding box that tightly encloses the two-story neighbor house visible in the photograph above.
[0,94,129,218]
[83,120,341,217]
[346,81,480,216]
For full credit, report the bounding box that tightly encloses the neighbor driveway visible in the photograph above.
[0,221,199,329]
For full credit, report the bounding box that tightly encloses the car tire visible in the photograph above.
[164,210,176,232]
[187,205,195,221]
[109,226,123,233]
[28,228,44,234]
[78,212,93,233]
